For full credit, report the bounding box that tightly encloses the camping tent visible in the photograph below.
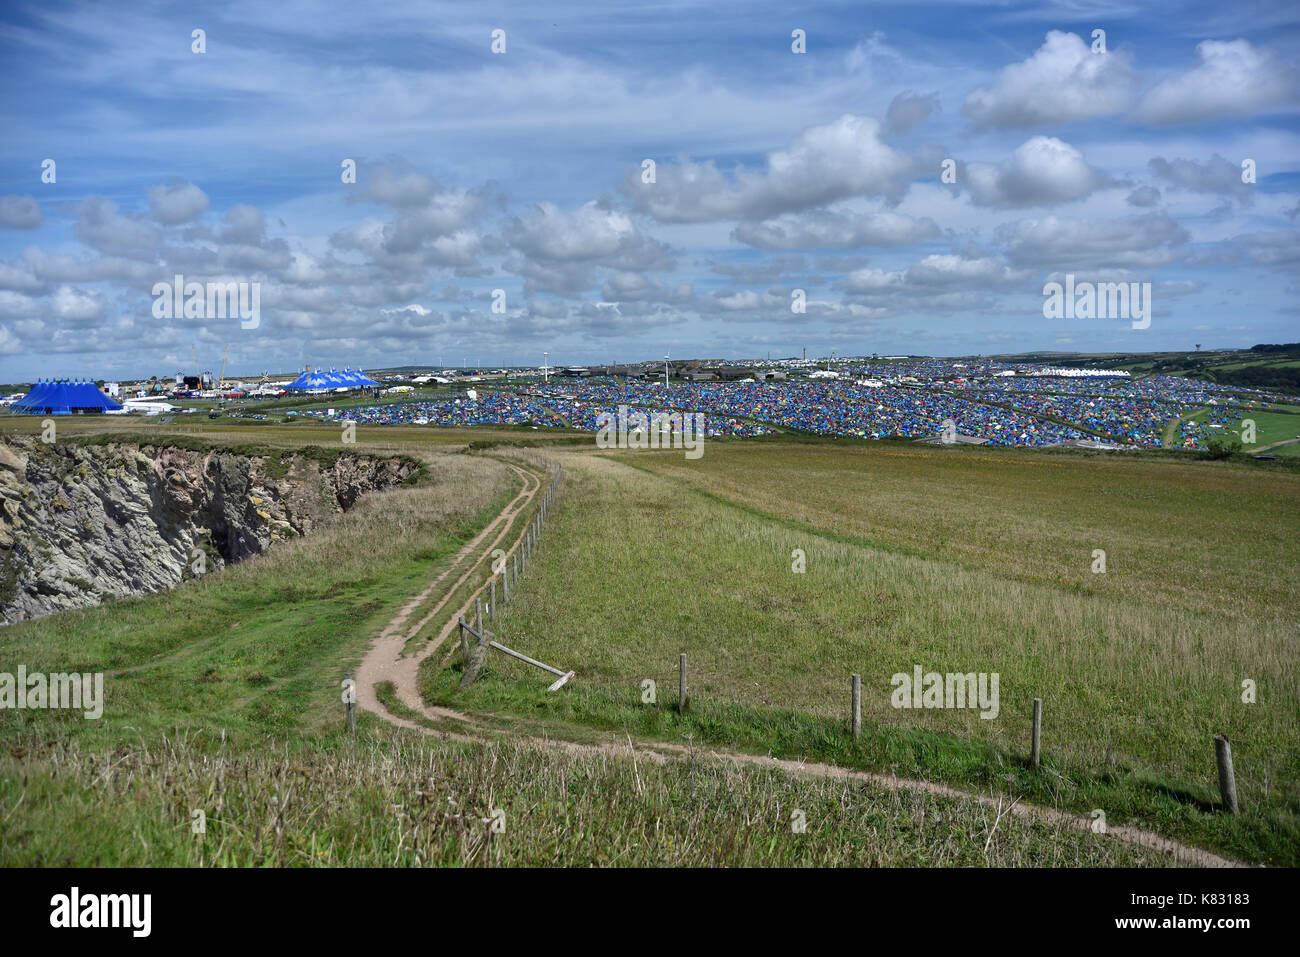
[11,379,123,415]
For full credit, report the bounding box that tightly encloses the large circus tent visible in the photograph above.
[284,368,380,391]
[11,379,123,415]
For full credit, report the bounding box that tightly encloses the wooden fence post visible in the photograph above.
[502,566,509,603]
[1215,734,1239,814]
[476,596,482,634]
[489,578,496,621]
[1031,698,1042,767]
[678,653,688,714]
[850,674,861,739]
[344,671,356,735]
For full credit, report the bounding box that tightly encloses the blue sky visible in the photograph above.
[1,0,1297,380]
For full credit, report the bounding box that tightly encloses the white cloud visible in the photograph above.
[734,210,941,249]
[147,181,210,225]
[624,114,918,222]
[0,195,43,229]
[510,201,672,271]
[1137,40,1298,126]
[51,286,109,322]
[1148,154,1252,198]
[964,31,1134,130]
[966,137,1110,208]
[1001,213,1190,269]
[886,90,940,134]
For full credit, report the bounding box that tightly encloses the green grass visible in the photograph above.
[1238,411,1300,451]
[3,422,1296,867]
[422,447,1299,865]
[0,729,1173,867]
[0,447,515,748]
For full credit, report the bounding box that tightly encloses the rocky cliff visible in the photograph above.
[0,437,419,624]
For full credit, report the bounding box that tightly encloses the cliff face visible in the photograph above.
[0,438,418,625]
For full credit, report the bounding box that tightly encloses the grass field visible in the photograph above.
[2,420,1296,866]
[423,441,1299,864]
[1,730,1171,867]
[0,422,1173,867]
[1240,410,1300,455]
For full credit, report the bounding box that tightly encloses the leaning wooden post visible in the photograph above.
[1031,698,1042,767]
[344,671,356,735]
[458,616,470,661]
[489,578,496,621]
[850,674,861,739]
[1215,734,1239,814]
[678,653,688,714]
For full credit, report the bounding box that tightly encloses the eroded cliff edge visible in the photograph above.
[0,437,420,624]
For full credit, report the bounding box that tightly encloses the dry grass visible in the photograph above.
[0,730,1172,867]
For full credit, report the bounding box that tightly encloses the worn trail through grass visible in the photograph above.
[356,450,1243,869]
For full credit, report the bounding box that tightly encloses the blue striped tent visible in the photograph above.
[11,378,122,415]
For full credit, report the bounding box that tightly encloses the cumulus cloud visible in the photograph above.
[385,194,483,251]
[51,286,108,322]
[1126,186,1161,207]
[0,195,42,229]
[1000,213,1190,269]
[219,204,267,245]
[0,290,40,320]
[1148,155,1253,198]
[600,271,676,302]
[74,197,161,256]
[886,90,940,134]
[358,166,443,208]
[509,201,673,270]
[841,254,1028,294]
[1136,39,1298,125]
[0,324,21,355]
[711,256,806,283]
[623,114,919,222]
[963,31,1134,131]
[147,181,210,225]
[965,137,1110,208]
[734,209,941,249]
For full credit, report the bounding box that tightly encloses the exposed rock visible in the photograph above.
[0,438,418,625]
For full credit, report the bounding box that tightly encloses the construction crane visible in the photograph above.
[218,344,229,392]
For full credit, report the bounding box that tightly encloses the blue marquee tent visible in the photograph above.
[11,379,123,415]
[285,367,380,390]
